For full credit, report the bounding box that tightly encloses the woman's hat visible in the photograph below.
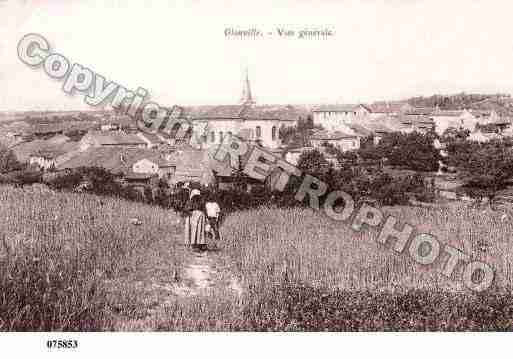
[190,189,201,199]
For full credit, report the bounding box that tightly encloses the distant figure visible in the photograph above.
[181,182,191,198]
[205,195,221,241]
[183,191,207,251]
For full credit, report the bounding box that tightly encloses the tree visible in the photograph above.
[297,149,331,177]
[448,139,513,206]
[323,145,358,168]
[365,132,441,172]
[441,127,470,142]
[0,144,23,173]
[279,117,316,149]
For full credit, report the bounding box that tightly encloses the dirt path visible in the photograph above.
[111,238,243,331]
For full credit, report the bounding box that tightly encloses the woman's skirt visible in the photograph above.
[184,210,207,246]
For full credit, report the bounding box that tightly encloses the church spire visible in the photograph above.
[240,67,255,106]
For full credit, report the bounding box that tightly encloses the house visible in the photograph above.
[312,104,370,130]
[404,107,437,116]
[12,137,78,166]
[57,146,176,194]
[136,132,168,148]
[165,145,215,185]
[132,157,175,180]
[79,131,148,151]
[477,116,512,133]
[100,123,119,131]
[397,114,436,134]
[27,141,79,170]
[28,153,58,170]
[309,130,360,151]
[346,119,395,145]
[430,109,477,135]
[5,131,23,141]
[468,130,501,143]
[58,146,167,174]
[469,109,499,124]
[499,122,513,138]
[284,147,314,166]
[366,102,413,119]
[469,97,513,117]
[123,172,160,190]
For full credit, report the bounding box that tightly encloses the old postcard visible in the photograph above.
[0,0,512,356]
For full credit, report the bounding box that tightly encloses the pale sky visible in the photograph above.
[1,0,513,111]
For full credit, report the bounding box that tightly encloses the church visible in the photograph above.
[173,71,304,149]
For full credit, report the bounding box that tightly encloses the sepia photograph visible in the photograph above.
[1,0,513,356]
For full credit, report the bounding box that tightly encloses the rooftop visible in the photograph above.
[366,102,410,114]
[13,139,78,162]
[312,104,363,113]
[310,130,357,140]
[398,114,435,124]
[58,147,172,173]
[431,109,467,117]
[87,131,147,145]
[404,107,437,116]
[175,104,307,122]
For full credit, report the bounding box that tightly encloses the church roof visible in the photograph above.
[240,68,255,105]
[174,104,305,122]
[312,104,363,112]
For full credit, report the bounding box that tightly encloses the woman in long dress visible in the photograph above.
[183,193,207,251]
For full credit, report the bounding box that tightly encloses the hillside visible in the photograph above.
[405,93,513,113]
[3,185,513,330]
[0,185,242,330]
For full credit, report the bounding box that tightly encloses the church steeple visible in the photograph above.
[240,67,255,106]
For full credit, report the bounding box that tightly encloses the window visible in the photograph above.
[219,131,224,142]
[272,126,277,140]
[210,131,215,142]
[256,126,261,138]
[227,131,232,138]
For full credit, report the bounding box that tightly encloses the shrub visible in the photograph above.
[360,131,441,172]
[0,145,23,173]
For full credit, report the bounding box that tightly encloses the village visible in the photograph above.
[6,0,513,340]
[1,71,513,204]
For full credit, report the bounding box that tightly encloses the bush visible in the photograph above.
[446,138,513,203]
[0,169,42,186]
[0,145,23,173]
[359,132,441,172]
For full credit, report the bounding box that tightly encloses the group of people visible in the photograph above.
[182,184,222,252]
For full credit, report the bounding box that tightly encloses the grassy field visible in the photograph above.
[219,205,513,292]
[161,204,513,330]
[2,185,513,330]
[0,185,185,330]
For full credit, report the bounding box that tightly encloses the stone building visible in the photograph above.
[172,70,305,150]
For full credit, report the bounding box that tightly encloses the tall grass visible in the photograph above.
[3,183,513,330]
[166,204,513,331]
[219,205,513,292]
[0,185,182,330]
